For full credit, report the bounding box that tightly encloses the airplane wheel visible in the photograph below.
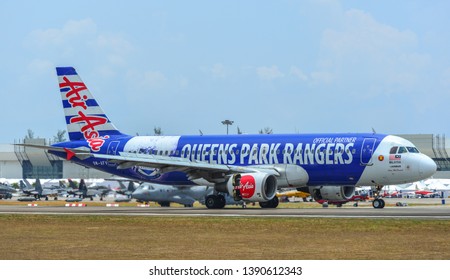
[205,195,217,209]
[259,196,279,208]
[205,195,225,209]
[217,195,226,209]
[372,199,385,209]
[45,197,49,201]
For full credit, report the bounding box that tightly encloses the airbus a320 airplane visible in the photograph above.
[19,67,437,209]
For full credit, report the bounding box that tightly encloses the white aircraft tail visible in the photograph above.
[56,67,126,141]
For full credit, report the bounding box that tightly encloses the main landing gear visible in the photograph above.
[205,194,226,209]
[372,185,385,209]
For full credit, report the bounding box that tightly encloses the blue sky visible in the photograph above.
[1,0,450,142]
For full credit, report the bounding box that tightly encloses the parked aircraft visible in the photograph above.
[115,181,136,198]
[131,183,242,207]
[78,179,111,201]
[62,179,84,197]
[17,67,437,209]
[19,179,58,200]
[0,182,16,199]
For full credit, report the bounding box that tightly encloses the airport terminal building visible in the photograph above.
[1,134,450,180]
[0,138,113,180]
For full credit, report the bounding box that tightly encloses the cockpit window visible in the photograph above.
[390,146,398,154]
[407,147,420,153]
[398,146,408,154]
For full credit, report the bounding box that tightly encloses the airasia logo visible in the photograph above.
[87,135,109,152]
[239,175,256,199]
[60,76,108,152]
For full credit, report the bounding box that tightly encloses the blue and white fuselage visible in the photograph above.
[30,67,437,209]
[53,133,435,188]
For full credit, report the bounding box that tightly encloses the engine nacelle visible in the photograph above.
[309,186,355,201]
[227,173,277,202]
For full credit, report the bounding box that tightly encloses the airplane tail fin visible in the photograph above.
[56,67,126,141]
[79,179,88,197]
[23,179,33,189]
[128,181,136,192]
[35,179,42,193]
[19,180,26,191]
[68,179,77,189]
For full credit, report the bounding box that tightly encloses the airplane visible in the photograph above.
[111,180,136,202]
[17,67,437,209]
[19,179,58,200]
[78,179,110,201]
[0,182,16,199]
[115,180,137,198]
[62,179,84,197]
[131,183,243,207]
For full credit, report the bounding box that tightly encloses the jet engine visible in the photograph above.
[226,173,278,202]
[309,186,355,201]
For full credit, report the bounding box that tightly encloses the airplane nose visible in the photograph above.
[420,155,437,178]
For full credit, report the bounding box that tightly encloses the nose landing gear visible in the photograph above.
[372,185,385,209]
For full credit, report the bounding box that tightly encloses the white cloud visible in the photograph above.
[127,70,167,91]
[92,34,134,57]
[290,66,308,81]
[26,19,134,72]
[29,19,97,48]
[310,71,334,84]
[211,63,227,79]
[27,59,53,74]
[142,71,167,88]
[179,76,189,89]
[256,65,284,80]
[316,8,430,95]
[322,9,417,57]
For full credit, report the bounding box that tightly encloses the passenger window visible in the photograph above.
[398,146,407,154]
[390,146,398,154]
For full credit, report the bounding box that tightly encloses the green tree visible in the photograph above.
[258,127,273,134]
[154,127,163,136]
[53,129,67,142]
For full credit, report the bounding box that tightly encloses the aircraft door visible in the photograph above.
[107,141,120,155]
[360,138,376,166]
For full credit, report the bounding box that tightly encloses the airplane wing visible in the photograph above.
[16,144,287,184]
[81,151,261,175]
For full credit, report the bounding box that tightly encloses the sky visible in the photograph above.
[1,0,450,142]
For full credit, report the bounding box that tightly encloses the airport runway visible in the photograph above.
[0,204,449,219]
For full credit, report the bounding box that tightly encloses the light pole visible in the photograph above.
[221,120,234,135]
